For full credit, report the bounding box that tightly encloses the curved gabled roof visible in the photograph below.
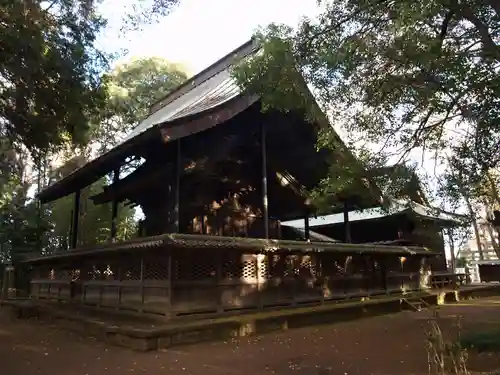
[38,41,259,203]
[38,38,383,214]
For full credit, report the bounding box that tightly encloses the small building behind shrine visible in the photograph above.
[20,39,439,317]
[283,165,466,270]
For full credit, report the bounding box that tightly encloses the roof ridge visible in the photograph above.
[147,39,258,117]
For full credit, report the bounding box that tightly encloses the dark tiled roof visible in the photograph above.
[22,233,435,263]
[37,41,258,203]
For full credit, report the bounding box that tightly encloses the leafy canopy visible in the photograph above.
[0,0,183,260]
[0,0,107,154]
[44,57,187,251]
[92,57,187,151]
[0,0,181,156]
[234,1,499,205]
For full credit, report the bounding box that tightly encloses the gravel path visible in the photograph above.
[2,299,500,375]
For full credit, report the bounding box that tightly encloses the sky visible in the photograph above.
[98,0,322,75]
[95,0,451,204]
[95,0,465,224]
[94,0,453,200]
[91,0,323,221]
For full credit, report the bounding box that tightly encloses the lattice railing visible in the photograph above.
[29,247,435,318]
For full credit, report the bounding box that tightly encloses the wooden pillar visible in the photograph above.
[110,168,120,241]
[70,189,81,249]
[343,202,351,243]
[166,251,173,318]
[304,215,310,241]
[201,207,206,235]
[36,198,42,254]
[1,264,10,299]
[174,139,181,233]
[380,256,388,293]
[492,211,500,252]
[261,123,269,239]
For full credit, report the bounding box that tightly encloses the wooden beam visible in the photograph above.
[70,189,81,249]
[174,139,181,233]
[261,122,269,239]
[343,202,351,243]
[110,168,120,241]
[304,208,311,241]
[159,95,258,143]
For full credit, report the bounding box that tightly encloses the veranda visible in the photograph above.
[22,40,446,318]
[26,234,433,318]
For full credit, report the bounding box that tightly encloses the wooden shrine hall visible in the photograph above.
[282,166,467,272]
[23,40,438,317]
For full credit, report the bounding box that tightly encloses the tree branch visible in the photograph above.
[484,0,500,19]
[438,10,454,47]
[297,0,392,61]
[452,1,500,61]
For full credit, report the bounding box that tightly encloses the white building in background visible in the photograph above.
[456,216,500,282]
[457,217,499,262]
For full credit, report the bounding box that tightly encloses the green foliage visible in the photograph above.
[0,0,182,156]
[461,327,500,353]
[0,0,182,261]
[43,57,186,250]
[0,200,43,263]
[119,0,180,32]
[47,179,136,250]
[108,57,187,120]
[92,57,187,151]
[0,0,108,153]
[0,137,41,262]
[455,257,467,268]
[234,1,500,211]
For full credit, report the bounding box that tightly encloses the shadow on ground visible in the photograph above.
[2,298,500,375]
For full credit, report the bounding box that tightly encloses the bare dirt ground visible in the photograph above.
[2,298,500,375]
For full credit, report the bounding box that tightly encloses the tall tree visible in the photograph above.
[92,57,187,152]
[0,137,42,262]
[1,0,107,153]
[438,157,485,259]
[0,0,181,260]
[46,177,137,250]
[234,1,499,202]
[1,0,181,155]
[45,57,187,249]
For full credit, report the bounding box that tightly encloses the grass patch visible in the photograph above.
[461,328,500,353]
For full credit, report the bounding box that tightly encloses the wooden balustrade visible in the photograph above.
[27,245,463,318]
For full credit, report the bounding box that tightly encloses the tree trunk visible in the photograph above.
[485,170,500,248]
[463,194,484,260]
[485,170,500,207]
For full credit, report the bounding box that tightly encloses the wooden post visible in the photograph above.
[200,205,207,235]
[70,189,81,249]
[216,251,223,313]
[304,215,310,241]
[110,168,120,241]
[343,202,351,243]
[1,264,10,300]
[261,123,269,239]
[167,251,173,318]
[36,198,42,254]
[380,256,388,293]
[174,139,181,233]
[117,264,122,309]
